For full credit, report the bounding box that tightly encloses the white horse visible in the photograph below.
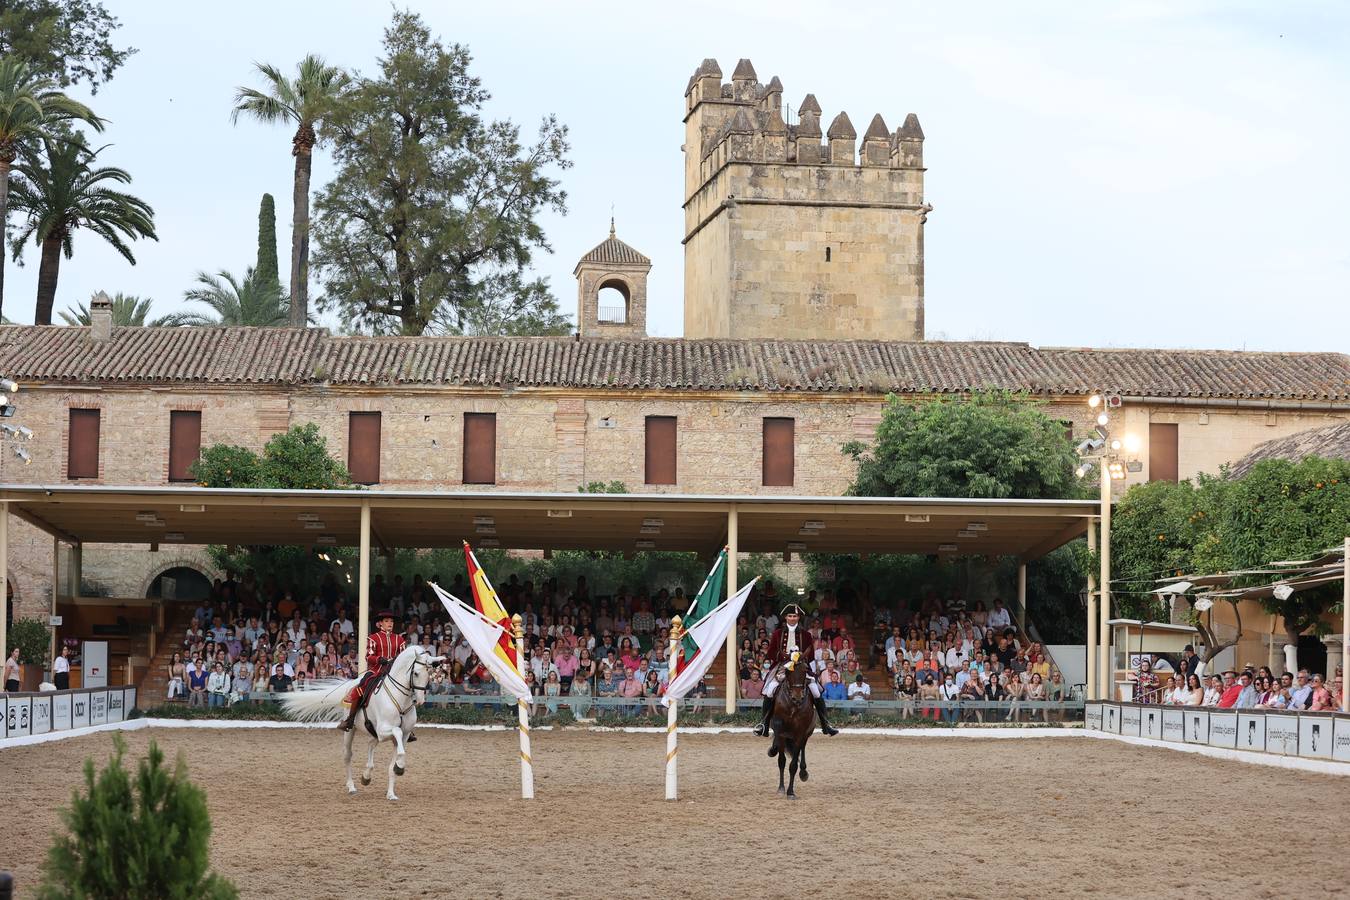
[280,645,445,801]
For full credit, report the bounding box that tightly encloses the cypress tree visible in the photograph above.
[37,737,237,899]
[256,192,280,290]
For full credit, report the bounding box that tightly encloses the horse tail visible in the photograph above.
[278,677,358,723]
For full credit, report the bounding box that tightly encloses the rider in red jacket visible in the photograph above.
[753,603,838,737]
[338,610,407,731]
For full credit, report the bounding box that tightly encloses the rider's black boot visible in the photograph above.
[337,705,357,732]
[814,695,840,736]
[752,695,774,736]
[407,732,417,742]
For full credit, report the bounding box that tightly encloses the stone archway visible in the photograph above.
[596,276,633,325]
[141,558,219,602]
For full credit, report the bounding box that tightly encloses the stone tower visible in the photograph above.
[574,221,651,338]
[682,58,929,341]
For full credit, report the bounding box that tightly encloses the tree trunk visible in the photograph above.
[33,232,63,325]
[289,144,312,328]
[0,153,12,321]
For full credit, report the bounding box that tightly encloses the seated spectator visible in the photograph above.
[896,674,919,718]
[1202,675,1223,707]
[987,599,1012,631]
[848,674,871,710]
[939,673,960,723]
[230,667,251,705]
[544,671,562,714]
[207,662,230,707]
[643,670,664,714]
[1026,671,1048,721]
[568,667,592,716]
[1309,674,1334,711]
[188,660,209,707]
[1003,672,1023,722]
[620,667,643,716]
[1288,671,1314,709]
[1185,674,1204,706]
[741,667,764,700]
[1216,672,1243,708]
[267,663,293,694]
[1160,675,1180,705]
[918,675,941,720]
[821,670,847,702]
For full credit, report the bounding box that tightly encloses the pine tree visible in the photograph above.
[37,736,237,899]
[256,192,279,290]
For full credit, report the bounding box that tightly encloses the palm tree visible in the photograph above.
[232,55,348,329]
[9,137,156,325]
[58,292,160,326]
[158,268,290,327]
[0,58,103,319]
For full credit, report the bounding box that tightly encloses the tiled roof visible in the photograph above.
[1,326,1347,400]
[1230,421,1350,477]
[576,234,650,268]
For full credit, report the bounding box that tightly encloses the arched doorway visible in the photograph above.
[146,566,212,602]
[596,278,630,324]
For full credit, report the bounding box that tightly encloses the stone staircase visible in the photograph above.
[136,603,198,706]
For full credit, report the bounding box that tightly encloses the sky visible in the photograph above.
[5,0,1349,351]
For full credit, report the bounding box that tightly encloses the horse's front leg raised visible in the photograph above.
[344,727,357,794]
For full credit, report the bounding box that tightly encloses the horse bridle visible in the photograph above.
[380,652,441,716]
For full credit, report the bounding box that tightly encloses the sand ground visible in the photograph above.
[2,726,1346,899]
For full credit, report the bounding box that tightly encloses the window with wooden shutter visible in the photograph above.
[463,413,496,485]
[763,417,795,487]
[645,416,677,485]
[348,412,382,485]
[67,409,100,479]
[168,410,202,482]
[1149,423,1179,483]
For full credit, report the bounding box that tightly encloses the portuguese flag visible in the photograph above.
[463,541,518,671]
[677,547,727,675]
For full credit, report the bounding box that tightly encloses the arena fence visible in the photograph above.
[1,686,138,739]
[1086,702,1350,762]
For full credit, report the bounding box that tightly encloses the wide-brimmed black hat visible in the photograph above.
[780,603,805,618]
[375,609,397,621]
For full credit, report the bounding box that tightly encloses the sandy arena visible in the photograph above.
[3,726,1348,898]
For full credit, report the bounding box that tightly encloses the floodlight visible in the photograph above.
[0,378,16,393]
[1124,434,1141,453]
[1273,583,1294,601]
[0,405,14,418]
[1096,412,1109,427]
[1194,597,1213,612]
[1088,394,1102,409]
[14,446,31,464]
[1110,439,1122,451]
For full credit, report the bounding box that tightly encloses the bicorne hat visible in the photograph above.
[780,603,805,618]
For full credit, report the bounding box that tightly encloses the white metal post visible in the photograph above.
[1100,463,1113,700]
[666,614,683,800]
[514,613,534,799]
[51,536,60,675]
[357,502,371,676]
[724,505,738,715]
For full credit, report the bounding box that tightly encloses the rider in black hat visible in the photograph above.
[754,602,838,737]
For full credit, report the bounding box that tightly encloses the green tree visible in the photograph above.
[160,268,289,327]
[843,391,1085,500]
[0,0,135,92]
[257,422,352,489]
[256,192,279,289]
[9,136,155,324]
[232,55,348,328]
[0,56,102,317]
[312,11,571,336]
[186,443,261,488]
[58,291,161,325]
[6,615,50,666]
[37,737,236,899]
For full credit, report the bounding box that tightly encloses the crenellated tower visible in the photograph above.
[682,58,930,341]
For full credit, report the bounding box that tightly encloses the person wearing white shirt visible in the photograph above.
[944,645,964,669]
[988,601,1012,631]
[286,622,306,645]
[331,614,354,637]
[939,676,961,723]
[885,644,901,673]
[206,664,231,707]
[847,676,871,702]
[52,645,72,690]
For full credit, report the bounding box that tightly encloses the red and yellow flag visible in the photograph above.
[464,540,518,671]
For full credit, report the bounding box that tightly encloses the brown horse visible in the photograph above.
[769,654,815,798]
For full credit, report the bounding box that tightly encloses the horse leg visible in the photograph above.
[344,727,357,794]
[387,727,407,801]
[361,719,376,786]
[798,738,809,782]
[777,743,787,794]
[786,746,800,799]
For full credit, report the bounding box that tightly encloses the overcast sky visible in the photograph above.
[6,1,1348,351]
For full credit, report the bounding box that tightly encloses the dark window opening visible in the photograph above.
[168,410,202,482]
[1149,423,1179,483]
[645,416,677,485]
[825,247,832,262]
[463,413,497,485]
[348,412,382,485]
[68,408,100,479]
[763,417,795,487]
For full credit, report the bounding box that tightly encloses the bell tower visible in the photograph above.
[574,220,651,338]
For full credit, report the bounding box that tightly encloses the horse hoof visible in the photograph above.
[800,770,809,782]
[387,795,398,802]
[360,776,371,786]
[767,746,779,758]
[786,793,797,800]
[394,764,405,777]
[347,786,357,795]
[777,786,785,794]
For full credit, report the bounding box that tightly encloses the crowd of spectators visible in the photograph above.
[1128,650,1344,711]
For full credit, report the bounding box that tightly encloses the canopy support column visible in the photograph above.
[0,502,8,670]
[1086,519,1097,701]
[357,502,371,676]
[1100,466,1113,700]
[1016,562,1027,636]
[725,504,738,715]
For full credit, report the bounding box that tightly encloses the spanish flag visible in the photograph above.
[464,540,519,671]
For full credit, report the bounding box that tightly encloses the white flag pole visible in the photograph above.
[665,614,684,801]
[513,613,534,800]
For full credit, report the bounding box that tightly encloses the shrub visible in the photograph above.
[36,736,237,900]
[7,617,52,666]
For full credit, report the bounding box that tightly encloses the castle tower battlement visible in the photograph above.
[682,58,930,341]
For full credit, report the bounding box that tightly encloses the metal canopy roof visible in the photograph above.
[0,485,1097,560]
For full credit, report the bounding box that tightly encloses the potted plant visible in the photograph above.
[7,617,52,691]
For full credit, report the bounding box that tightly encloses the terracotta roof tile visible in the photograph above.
[575,235,651,268]
[1230,421,1350,476]
[0,327,1346,401]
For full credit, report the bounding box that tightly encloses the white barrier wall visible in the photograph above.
[1,687,136,741]
[1086,703,1349,763]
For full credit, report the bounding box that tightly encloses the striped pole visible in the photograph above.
[513,614,534,800]
[666,615,683,800]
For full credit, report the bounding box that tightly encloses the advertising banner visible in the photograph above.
[1120,705,1142,737]
[1208,711,1238,749]
[7,696,31,737]
[52,692,72,731]
[1085,703,1102,731]
[1334,717,1350,763]
[1265,714,1299,755]
[1297,715,1333,759]
[108,689,125,724]
[1104,704,1121,734]
[1184,709,1209,744]
[1161,708,1185,742]
[0,697,6,738]
[72,691,90,729]
[1141,706,1163,740]
[31,695,52,735]
[1237,713,1265,752]
[89,690,108,726]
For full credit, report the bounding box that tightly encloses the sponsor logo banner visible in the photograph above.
[1208,712,1238,749]
[7,697,31,736]
[1237,713,1265,752]
[1141,706,1163,740]
[1185,709,1209,744]
[89,691,108,726]
[108,689,124,724]
[1265,714,1299,756]
[31,696,52,735]
[1104,704,1121,734]
[1085,703,1102,731]
[1161,708,1185,742]
[52,693,72,731]
[1298,715,1333,759]
[1120,705,1142,737]
[1334,717,1350,763]
[72,692,90,729]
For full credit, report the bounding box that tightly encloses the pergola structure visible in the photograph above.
[0,484,1099,711]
